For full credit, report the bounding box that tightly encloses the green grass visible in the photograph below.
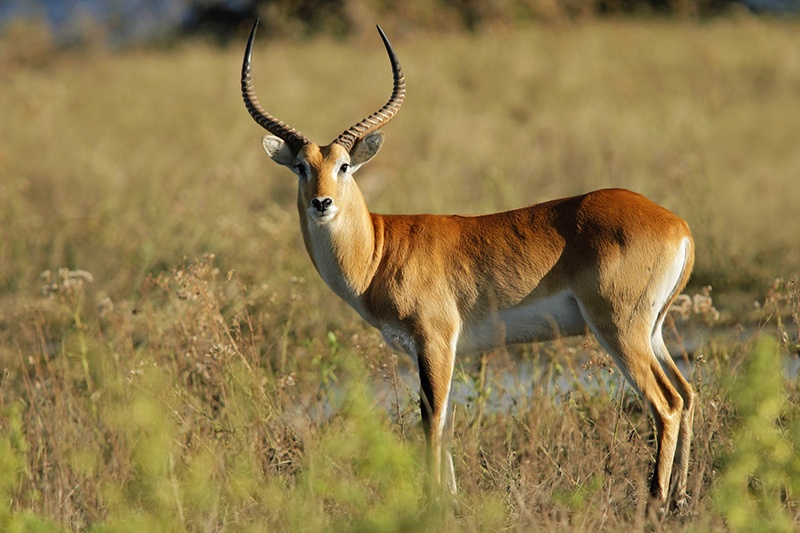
[1,17,800,531]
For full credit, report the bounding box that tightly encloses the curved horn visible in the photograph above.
[242,20,310,154]
[335,25,405,153]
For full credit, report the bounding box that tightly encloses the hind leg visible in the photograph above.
[652,328,695,508]
[578,305,685,506]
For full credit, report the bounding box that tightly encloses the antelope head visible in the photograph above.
[241,20,405,226]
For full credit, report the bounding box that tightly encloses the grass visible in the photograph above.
[1,16,800,531]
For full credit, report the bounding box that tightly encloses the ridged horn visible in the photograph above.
[335,25,405,153]
[241,20,310,154]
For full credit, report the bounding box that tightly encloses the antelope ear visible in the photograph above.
[262,135,296,168]
[349,131,384,172]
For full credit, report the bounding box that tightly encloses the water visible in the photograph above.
[371,327,800,416]
[0,0,188,46]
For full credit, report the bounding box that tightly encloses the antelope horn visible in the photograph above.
[241,20,310,154]
[335,25,406,153]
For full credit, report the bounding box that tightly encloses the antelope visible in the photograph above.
[241,20,695,511]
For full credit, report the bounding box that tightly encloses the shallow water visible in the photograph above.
[373,325,800,415]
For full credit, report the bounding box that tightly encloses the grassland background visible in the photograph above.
[1,14,800,532]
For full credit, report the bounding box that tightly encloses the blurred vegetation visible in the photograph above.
[1,12,800,531]
[242,0,747,39]
[713,336,800,531]
[0,0,762,55]
[204,0,787,36]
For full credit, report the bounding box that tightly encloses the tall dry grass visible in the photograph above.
[1,256,799,530]
[1,17,800,531]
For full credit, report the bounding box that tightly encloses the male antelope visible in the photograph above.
[241,21,695,510]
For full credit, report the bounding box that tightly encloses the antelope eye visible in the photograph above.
[340,163,350,173]
[294,164,305,175]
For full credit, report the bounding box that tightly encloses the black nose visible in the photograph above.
[312,197,333,213]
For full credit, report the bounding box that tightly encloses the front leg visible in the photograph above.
[416,324,459,499]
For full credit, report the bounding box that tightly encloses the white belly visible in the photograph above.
[458,291,586,355]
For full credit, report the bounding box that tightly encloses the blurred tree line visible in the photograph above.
[0,0,784,60]
[186,0,743,43]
